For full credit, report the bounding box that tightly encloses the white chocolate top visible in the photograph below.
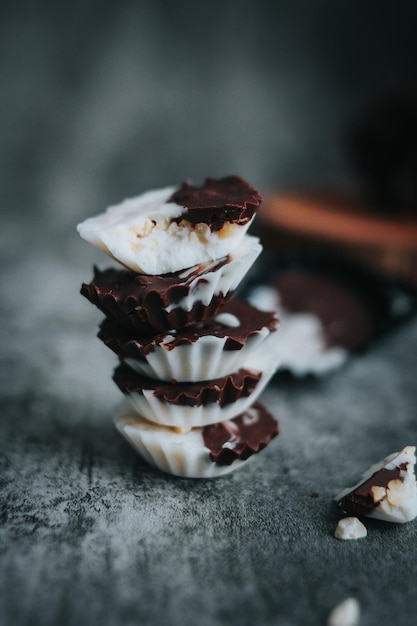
[77,185,253,274]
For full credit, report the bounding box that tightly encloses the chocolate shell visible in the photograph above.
[337,467,403,517]
[169,175,261,232]
[113,363,261,408]
[81,234,262,333]
[81,263,226,334]
[202,402,279,466]
[99,298,277,357]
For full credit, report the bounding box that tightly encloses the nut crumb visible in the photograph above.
[334,517,367,540]
[327,597,361,626]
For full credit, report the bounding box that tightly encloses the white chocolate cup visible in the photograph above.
[124,319,274,383]
[115,407,257,478]
[77,185,256,274]
[122,343,279,430]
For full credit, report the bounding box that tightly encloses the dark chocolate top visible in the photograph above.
[98,298,278,358]
[275,270,376,352]
[169,176,261,232]
[81,256,229,333]
[337,467,403,516]
[202,402,279,466]
[113,363,262,407]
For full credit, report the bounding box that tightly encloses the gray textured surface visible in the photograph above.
[1,3,417,625]
[2,314,417,626]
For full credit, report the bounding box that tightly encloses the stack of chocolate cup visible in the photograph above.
[78,176,281,478]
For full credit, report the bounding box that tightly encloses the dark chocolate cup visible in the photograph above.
[81,235,261,333]
[97,298,278,382]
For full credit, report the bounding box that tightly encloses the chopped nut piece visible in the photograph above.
[370,485,386,504]
[334,517,367,540]
[327,597,361,626]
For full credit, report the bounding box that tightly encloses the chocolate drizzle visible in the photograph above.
[203,402,279,465]
[113,363,262,408]
[81,258,229,333]
[97,298,278,358]
[337,467,403,516]
[169,176,261,232]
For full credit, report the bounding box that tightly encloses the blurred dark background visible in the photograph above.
[1,0,417,233]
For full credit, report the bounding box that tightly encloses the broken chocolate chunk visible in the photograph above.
[338,467,402,517]
[335,446,417,523]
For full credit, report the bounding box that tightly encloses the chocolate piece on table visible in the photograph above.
[81,260,228,334]
[335,446,417,523]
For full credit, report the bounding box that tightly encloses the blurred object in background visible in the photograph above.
[256,91,417,288]
[256,186,417,288]
[243,250,416,377]
[349,91,417,216]
[247,90,417,376]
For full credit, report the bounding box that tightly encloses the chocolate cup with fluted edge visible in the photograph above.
[98,297,278,382]
[111,341,280,430]
[81,234,261,333]
[115,401,279,478]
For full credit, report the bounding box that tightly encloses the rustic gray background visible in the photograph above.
[1,2,417,625]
